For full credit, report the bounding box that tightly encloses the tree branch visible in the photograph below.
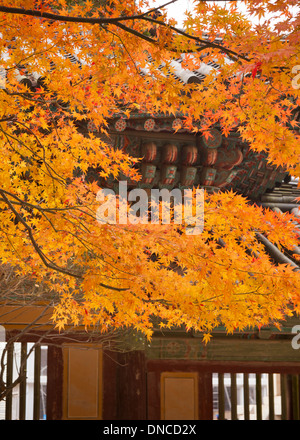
[0,190,129,291]
[0,4,250,62]
[0,4,174,25]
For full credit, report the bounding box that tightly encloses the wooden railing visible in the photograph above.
[213,372,300,420]
[1,342,48,420]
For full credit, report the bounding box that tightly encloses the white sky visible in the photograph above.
[148,0,243,26]
[149,0,197,25]
[149,0,299,28]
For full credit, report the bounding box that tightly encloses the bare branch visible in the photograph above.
[0,190,129,292]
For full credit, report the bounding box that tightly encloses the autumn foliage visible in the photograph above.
[0,0,300,340]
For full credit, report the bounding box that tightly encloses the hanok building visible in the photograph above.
[1,53,300,421]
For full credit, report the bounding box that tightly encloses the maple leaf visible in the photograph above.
[202,333,212,344]
[0,0,299,341]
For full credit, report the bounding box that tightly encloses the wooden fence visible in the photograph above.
[1,340,300,420]
[213,372,300,420]
[0,342,47,420]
